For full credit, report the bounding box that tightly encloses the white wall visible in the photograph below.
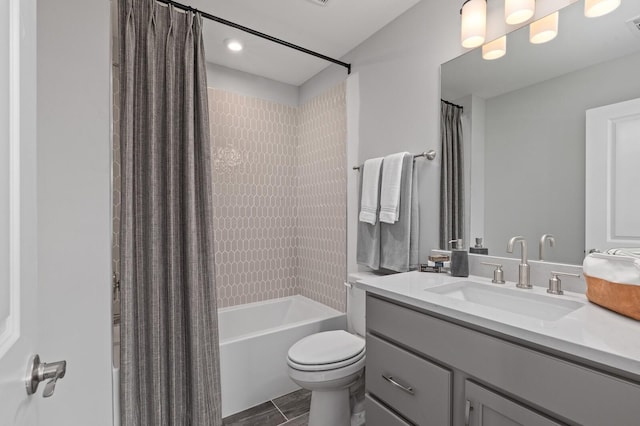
[37,0,113,424]
[484,51,640,265]
[302,0,582,269]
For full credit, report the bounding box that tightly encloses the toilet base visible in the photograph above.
[308,388,350,426]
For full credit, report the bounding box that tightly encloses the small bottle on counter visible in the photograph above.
[449,239,469,277]
[469,237,489,255]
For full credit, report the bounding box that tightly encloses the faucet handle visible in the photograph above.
[481,262,506,284]
[547,271,580,295]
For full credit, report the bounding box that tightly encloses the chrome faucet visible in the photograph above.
[539,234,556,261]
[507,236,531,289]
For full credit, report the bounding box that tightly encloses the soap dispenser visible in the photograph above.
[449,239,469,277]
[469,237,489,255]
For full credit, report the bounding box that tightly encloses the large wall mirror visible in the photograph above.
[441,0,640,265]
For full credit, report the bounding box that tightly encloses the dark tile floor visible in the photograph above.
[222,389,311,426]
[222,375,366,426]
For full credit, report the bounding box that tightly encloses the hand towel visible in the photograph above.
[584,252,640,285]
[380,154,419,272]
[358,157,383,225]
[357,170,381,269]
[379,152,409,224]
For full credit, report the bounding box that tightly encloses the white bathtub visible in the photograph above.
[219,295,346,417]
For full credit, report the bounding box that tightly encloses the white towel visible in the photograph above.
[379,154,418,272]
[358,157,383,225]
[379,152,409,224]
[583,252,640,286]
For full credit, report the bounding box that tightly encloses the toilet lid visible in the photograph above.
[288,330,365,365]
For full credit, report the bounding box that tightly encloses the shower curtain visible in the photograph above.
[119,1,222,425]
[440,101,465,249]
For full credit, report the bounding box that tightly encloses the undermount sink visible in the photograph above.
[425,280,584,321]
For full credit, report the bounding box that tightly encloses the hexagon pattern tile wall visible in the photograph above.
[208,84,347,311]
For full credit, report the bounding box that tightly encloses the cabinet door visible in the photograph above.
[465,381,562,426]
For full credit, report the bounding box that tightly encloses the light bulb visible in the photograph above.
[461,0,487,48]
[584,0,621,18]
[530,11,558,44]
[505,0,535,25]
[482,36,507,60]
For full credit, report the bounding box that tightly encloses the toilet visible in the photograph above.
[287,278,367,426]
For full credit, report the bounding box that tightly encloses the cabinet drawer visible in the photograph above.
[367,294,640,426]
[365,394,412,426]
[366,333,451,425]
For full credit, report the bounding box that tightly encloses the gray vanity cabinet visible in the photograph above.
[365,293,640,426]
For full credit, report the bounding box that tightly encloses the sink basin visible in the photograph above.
[425,281,584,321]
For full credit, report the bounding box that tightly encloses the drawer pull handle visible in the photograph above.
[382,374,414,395]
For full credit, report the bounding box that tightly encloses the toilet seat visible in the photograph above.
[287,330,365,372]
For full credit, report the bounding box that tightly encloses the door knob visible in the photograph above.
[26,354,67,397]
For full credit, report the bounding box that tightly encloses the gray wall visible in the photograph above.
[206,62,299,107]
[484,51,640,264]
[303,0,465,267]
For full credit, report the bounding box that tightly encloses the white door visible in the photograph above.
[585,98,640,254]
[0,0,40,423]
[1,0,114,425]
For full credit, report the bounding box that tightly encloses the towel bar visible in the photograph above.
[352,150,436,171]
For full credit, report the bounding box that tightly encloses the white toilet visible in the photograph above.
[287,279,367,426]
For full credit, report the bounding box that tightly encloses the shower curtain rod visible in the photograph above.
[441,99,464,110]
[155,0,352,74]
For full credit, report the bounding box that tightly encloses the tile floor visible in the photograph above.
[222,375,366,426]
[222,389,311,426]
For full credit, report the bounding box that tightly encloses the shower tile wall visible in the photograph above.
[209,88,299,308]
[111,0,121,369]
[297,83,347,312]
[208,84,347,311]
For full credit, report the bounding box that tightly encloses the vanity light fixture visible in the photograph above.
[505,0,535,25]
[482,36,507,60]
[584,0,621,18]
[529,11,559,44]
[461,0,487,48]
[224,38,243,52]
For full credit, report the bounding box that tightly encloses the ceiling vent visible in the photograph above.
[307,0,329,6]
[627,15,640,36]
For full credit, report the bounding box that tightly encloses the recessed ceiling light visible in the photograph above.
[224,39,243,52]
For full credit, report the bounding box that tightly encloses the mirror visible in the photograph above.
[441,0,640,265]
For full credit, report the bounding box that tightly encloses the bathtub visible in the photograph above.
[219,295,346,417]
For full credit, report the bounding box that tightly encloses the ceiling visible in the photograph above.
[185,0,421,86]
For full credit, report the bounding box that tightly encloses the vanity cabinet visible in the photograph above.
[365,294,640,426]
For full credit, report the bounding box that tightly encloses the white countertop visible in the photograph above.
[357,271,640,381]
